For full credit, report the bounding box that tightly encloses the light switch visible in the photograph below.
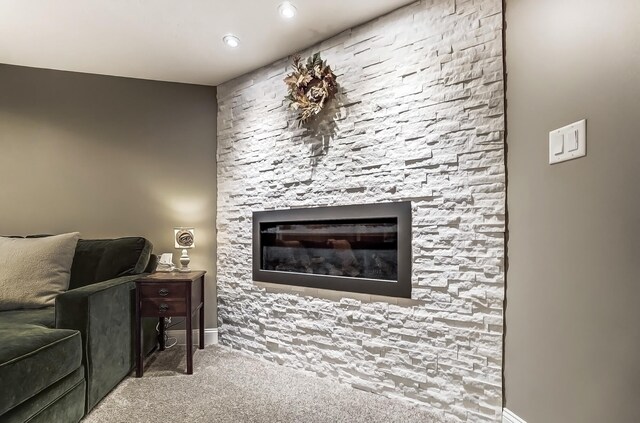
[550,132,564,155]
[549,119,586,164]
[566,129,579,152]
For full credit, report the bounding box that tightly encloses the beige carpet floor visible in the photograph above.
[83,345,447,423]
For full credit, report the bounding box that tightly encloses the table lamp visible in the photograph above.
[174,227,195,272]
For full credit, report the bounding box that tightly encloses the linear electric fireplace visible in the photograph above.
[252,202,411,298]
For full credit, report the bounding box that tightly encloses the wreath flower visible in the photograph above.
[284,53,338,126]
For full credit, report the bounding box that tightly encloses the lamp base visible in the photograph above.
[177,248,191,272]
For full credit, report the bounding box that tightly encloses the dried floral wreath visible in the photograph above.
[284,53,338,126]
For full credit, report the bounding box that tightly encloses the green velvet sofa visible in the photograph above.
[0,237,158,423]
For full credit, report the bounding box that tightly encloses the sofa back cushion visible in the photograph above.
[69,237,152,289]
[0,232,80,311]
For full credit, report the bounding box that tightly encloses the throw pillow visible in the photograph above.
[0,232,80,311]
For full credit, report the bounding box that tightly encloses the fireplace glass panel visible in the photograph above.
[260,218,398,281]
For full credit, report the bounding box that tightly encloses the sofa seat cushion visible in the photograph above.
[0,325,82,416]
[0,308,54,328]
[0,366,85,423]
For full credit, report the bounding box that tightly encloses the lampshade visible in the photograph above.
[174,227,195,249]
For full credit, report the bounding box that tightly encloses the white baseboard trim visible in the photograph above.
[166,328,219,346]
[503,408,527,423]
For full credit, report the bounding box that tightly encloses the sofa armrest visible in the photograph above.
[59,275,141,299]
[55,275,143,412]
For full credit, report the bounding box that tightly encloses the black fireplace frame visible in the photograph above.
[252,202,412,298]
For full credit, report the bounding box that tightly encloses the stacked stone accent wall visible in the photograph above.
[216,0,505,421]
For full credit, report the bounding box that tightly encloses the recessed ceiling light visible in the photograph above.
[278,1,297,19]
[222,34,240,48]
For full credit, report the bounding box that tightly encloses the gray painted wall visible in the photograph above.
[0,64,218,327]
[505,0,640,422]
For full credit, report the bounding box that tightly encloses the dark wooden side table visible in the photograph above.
[134,270,206,377]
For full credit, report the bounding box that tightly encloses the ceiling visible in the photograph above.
[0,0,415,86]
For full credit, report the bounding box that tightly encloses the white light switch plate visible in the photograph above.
[549,119,586,164]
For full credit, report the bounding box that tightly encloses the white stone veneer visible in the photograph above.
[216,0,505,421]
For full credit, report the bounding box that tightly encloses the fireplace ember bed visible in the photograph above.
[252,202,411,298]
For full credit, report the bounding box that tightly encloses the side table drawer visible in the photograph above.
[140,298,186,317]
[139,282,186,300]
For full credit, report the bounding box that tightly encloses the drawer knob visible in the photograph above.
[159,303,169,312]
[159,288,169,297]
